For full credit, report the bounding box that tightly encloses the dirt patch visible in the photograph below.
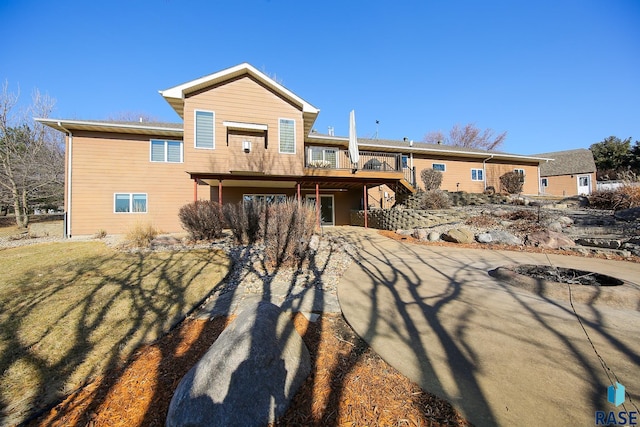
[28,313,470,427]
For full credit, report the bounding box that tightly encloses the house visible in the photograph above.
[534,149,596,196]
[37,63,551,237]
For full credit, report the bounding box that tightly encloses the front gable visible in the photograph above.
[181,74,307,175]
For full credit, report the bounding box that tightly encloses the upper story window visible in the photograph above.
[150,139,183,162]
[471,168,484,181]
[195,110,215,149]
[514,168,525,182]
[433,163,446,172]
[279,118,295,154]
[308,146,337,168]
[401,155,409,169]
[114,193,147,213]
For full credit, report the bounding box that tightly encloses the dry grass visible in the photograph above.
[0,242,230,426]
[0,225,23,238]
[124,222,159,248]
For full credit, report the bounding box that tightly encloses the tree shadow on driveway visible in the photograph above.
[335,229,640,426]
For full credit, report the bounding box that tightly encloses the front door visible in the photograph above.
[577,175,591,195]
[306,194,335,226]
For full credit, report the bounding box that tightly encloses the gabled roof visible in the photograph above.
[307,132,552,163]
[35,118,183,137]
[159,63,320,119]
[534,149,596,176]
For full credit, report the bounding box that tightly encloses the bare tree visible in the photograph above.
[424,123,507,151]
[0,82,64,227]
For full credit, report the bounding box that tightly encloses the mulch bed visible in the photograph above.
[28,313,470,427]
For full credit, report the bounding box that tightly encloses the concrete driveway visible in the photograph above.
[334,228,640,426]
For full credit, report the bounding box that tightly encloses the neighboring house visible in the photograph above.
[38,63,551,236]
[534,149,597,196]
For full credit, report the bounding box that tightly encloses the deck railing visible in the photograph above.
[305,148,417,187]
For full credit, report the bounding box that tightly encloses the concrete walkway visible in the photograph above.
[334,228,640,426]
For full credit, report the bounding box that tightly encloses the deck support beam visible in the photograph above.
[218,180,223,205]
[315,183,320,229]
[193,179,197,202]
[363,184,368,228]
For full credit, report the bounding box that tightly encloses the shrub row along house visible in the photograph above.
[38,63,586,236]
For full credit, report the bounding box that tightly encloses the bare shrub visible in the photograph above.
[499,171,524,194]
[125,222,158,248]
[94,229,107,239]
[504,210,537,221]
[178,200,225,241]
[588,185,640,210]
[419,190,451,209]
[222,199,264,244]
[420,169,443,191]
[465,215,499,228]
[263,199,317,268]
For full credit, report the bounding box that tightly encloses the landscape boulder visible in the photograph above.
[525,230,574,249]
[476,230,522,246]
[442,228,475,244]
[166,301,310,427]
[428,231,441,241]
[412,228,429,240]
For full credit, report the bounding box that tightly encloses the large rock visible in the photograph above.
[477,230,522,246]
[412,228,428,240]
[525,230,574,249]
[442,228,475,244]
[428,231,441,241]
[166,301,310,427]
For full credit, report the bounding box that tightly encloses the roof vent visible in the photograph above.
[139,117,143,123]
[328,126,334,136]
[437,140,442,145]
[410,140,414,147]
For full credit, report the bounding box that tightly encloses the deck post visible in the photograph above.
[193,179,197,201]
[364,184,368,228]
[218,180,223,205]
[297,182,301,206]
[315,183,320,229]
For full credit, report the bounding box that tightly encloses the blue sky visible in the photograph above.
[1,0,638,154]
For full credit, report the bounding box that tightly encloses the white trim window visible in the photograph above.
[195,110,215,149]
[541,178,548,187]
[471,168,484,181]
[279,118,296,154]
[114,193,147,213]
[514,168,525,182]
[150,139,183,162]
[307,146,337,168]
[432,163,446,172]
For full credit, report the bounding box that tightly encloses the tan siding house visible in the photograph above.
[535,149,597,196]
[38,63,552,236]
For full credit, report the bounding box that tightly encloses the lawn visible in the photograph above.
[0,241,230,426]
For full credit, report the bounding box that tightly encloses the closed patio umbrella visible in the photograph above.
[349,109,359,169]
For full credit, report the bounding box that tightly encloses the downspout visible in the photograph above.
[58,122,72,238]
[482,155,494,191]
[538,161,546,195]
